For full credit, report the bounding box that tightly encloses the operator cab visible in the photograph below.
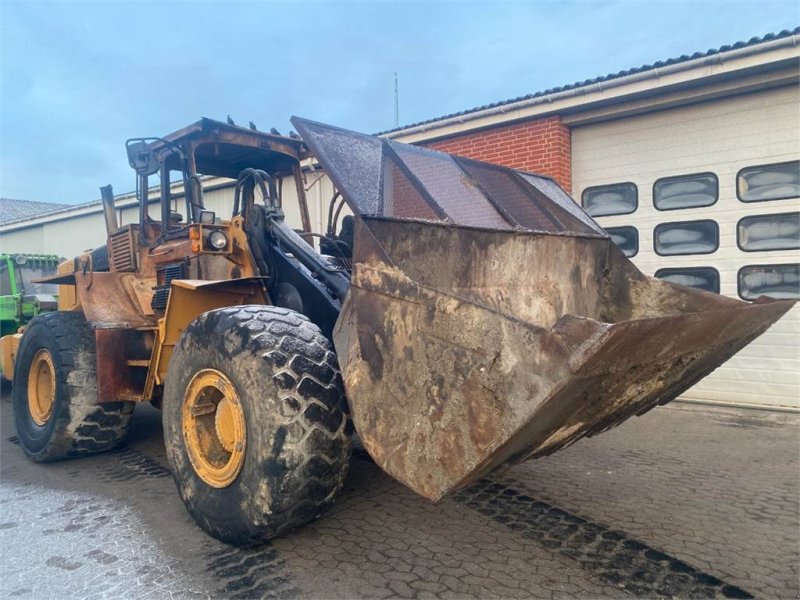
[91,119,316,311]
[121,117,311,243]
[95,118,351,331]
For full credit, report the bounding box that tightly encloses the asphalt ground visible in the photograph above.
[0,395,797,600]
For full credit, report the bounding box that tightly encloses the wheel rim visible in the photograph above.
[28,349,55,426]
[182,369,246,488]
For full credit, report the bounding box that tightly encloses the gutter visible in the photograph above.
[385,34,800,140]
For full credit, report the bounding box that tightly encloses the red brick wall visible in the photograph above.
[422,116,572,192]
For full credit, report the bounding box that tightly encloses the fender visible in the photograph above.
[141,278,268,403]
[0,333,22,382]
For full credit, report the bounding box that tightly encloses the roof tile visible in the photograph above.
[0,198,70,225]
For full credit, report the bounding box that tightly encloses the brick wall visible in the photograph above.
[422,116,572,192]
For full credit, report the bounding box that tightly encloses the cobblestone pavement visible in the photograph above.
[0,396,797,599]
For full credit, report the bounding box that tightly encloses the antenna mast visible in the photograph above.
[394,72,399,128]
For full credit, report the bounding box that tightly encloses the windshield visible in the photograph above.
[0,264,11,295]
[18,264,58,295]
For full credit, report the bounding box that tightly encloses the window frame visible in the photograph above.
[604,225,639,258]
[736,160,800,203]
[652,171,719,212]
[736,211,800,253]
[581,181,638,217]
[737,263,800,301]
[653,219,720,257]
[654,267,721,294]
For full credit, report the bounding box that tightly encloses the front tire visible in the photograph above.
[163,305,352,546]
[12,312,135,461]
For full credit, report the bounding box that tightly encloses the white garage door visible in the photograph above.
[572,86,800,409]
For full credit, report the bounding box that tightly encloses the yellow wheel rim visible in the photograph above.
[28,349,55,426]
[182,369,246,488]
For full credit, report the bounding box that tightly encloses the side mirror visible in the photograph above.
[126,140,160,176]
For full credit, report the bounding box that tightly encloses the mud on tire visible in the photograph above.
[12,312,135,461]
[163,305,352,546]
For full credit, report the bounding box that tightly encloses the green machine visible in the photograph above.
[0,254,59,337]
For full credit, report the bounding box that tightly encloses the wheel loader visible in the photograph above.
[2,117,794,545]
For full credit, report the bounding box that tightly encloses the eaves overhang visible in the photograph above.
[386,30,800,144]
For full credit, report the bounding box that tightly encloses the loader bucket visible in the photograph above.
[292,117,796,501]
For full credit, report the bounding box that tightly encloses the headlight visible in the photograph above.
[208,230,228,250]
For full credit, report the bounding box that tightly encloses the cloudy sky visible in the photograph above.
[1,0,797,204]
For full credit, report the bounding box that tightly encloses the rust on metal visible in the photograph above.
[291,118,797,502]
[334,217,793,501]
[72,271,157,330]
[95,328,151,403]
[14,115,795,508]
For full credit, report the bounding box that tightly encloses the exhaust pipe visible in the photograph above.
[100,184,119,235]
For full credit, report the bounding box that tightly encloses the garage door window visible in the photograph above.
[737,160,800,202]
[655,267,720,294]
[581,183,637,217]
[605,226,638,257]
[738,264,800,300]
[737,212,800,252]
[653,172,718,210]
[654,220,719,255]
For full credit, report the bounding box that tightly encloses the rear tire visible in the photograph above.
[12,312,135,461]
[163,305,352,546]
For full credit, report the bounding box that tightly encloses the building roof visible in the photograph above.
[0,198,71,225]
[379,27,800,135]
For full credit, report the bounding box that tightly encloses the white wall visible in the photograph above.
[572,86,800,408]
[0,170,345,258]
[0,211,107,257]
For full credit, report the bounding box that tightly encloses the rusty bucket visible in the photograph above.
[293,118,795,501]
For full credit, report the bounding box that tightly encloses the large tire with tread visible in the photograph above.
[12,312,135,461]
[163,305,352,546]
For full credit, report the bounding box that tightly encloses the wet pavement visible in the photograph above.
[0,396,797,599]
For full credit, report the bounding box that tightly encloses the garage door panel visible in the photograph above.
[573,86,800,408]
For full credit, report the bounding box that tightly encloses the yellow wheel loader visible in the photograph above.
[2,117,793,546]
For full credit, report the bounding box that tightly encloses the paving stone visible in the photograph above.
[0,400,796,599]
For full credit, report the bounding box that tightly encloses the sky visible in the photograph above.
[1,0,798,204]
